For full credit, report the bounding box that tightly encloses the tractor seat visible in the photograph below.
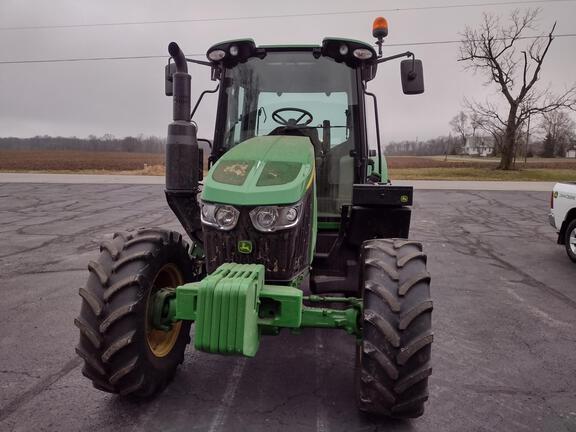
[268,126,324,157]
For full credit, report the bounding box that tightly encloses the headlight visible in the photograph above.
[207,49,226,61]
[201,202,239,231]
[250,202,302,232]
[353,48,373,60]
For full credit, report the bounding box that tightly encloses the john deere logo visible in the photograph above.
[553,191,558,198]
[238,240,252,254]
[400,195,409,203]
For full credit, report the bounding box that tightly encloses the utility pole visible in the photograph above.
[524,114,531,165]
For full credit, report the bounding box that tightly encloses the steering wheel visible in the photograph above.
[272,108,313,127]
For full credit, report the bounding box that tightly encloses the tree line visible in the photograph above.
[386,137,459,156]
[0,134,166,153]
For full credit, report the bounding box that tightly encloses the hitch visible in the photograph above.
[151,263,361,357]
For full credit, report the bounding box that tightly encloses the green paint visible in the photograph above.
[256,161,302,186]
[212,160,255,186]
[154,263,361,358]
[300,306,359,335]
[202,135,314,206]
[259,285,303,328]
[318,221,340,230]
[310,180,317,262]
[237,240,253,254]
[185,263,263,357]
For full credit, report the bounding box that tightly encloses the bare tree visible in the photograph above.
[449,111,470,154]
[465,99,506,155]
[539,110,576,157]
[459,9,576,169]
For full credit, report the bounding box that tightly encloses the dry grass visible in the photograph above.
[387,155,576,169]
[386,155,576,181]
[389,167,576,182]
[0,150,164,173]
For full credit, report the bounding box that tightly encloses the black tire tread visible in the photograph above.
[363,340,399,380]
[357,238,433,419]
[103,275,141,301]
[110,356,140,385]
[99,303,137,333]
[565,219,576,263]
[101,330,136,364]
[78,287,103,317]
[75,228,195,398]
[74,317,102,349]
[87,261,109,286]
[75,346,106,375]
[100,240,120,259]
[112,251,153,272]
[365,280,401,312]
[399,300,433,330]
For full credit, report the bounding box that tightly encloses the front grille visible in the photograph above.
[203,192,312,281]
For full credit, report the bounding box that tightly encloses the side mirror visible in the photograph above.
[401,59,424,95]
[165,63,177,96]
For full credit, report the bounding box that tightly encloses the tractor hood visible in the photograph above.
[202,135,315,206]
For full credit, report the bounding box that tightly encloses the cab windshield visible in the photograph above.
[217,51,359,215]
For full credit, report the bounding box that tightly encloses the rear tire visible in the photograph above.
[75,228,200,397]
[355,239,433,418]
[565,219,576,263]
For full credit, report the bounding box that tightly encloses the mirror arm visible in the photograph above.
[377,51,414,64]
[198,138,212,150]
[363,83,383,182]
[191,85,220,120]
[186,58,212,67]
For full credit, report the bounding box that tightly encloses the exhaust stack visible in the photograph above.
[165,42,203,245]
[166,42,199,192]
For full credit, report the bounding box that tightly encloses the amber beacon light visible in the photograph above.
[372,17,389,38]
[372,17,388,57]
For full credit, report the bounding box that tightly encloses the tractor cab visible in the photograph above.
[208,39,376,217]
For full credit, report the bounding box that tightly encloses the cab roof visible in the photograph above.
[205,38,378,80]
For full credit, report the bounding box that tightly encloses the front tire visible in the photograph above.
[565,219,576,263]
[75,228,200,397]
[356,239,433,418]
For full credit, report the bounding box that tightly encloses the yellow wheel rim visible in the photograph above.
[146,263,183,358]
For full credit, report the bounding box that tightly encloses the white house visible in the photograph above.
[463,135,494,157]
[567,147,576,159]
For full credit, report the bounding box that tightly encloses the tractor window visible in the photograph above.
[255,92,350,146]
[218,51,360,216]
[220,52,357,150]
[223,85,246,148]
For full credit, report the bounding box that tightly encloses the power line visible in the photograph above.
[1,33,575,65]
[0,0,574,31]
[386,32,576,46]
[0,55,177,65]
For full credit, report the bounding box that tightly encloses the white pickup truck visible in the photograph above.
[549,182,576,262]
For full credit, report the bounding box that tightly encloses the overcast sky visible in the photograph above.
[0,0,575,145]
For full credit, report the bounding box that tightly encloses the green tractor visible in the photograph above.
[75,18,433,418]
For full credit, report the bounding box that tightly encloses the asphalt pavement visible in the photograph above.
[0,173,557,191]
[0,182,575,431]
